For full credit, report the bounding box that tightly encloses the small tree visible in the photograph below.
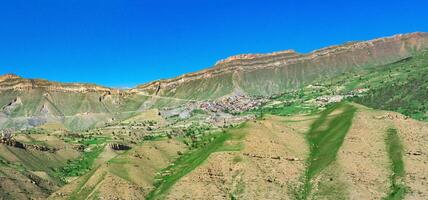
[1,128,13,140]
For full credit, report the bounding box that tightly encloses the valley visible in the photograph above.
[0,33,428,199]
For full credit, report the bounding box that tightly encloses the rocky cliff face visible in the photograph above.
[135,32,428,99]
[0,74,120,93]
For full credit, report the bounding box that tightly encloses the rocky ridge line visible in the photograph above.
[135,32,428,94]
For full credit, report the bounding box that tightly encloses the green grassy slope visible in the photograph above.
[0,89,149,130]
[296,103,356,199]
[160,73,235,100]
[146,127,246,200]
[384,128,407,200]
[352,50,428,120]
[249,49,428,122]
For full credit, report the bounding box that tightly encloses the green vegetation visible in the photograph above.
[54,137,107,182]
[146,125,246,200]
[384,128,407,200]
[69,168,106,200]
[252,102,317,118]
[246,89,319,118]
[295,102,356,199]
[179,123,213,149]
[55,145,104,182]
[249,50,428,123]
[146,132,229,200]
[232,155,243,163]
[162,73,235,100]
[346,50,428,121]
[19,127,45,134]
[191,108,207,115]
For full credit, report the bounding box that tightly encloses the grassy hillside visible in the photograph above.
[0,134,81,199]
[0,90,149,130]
[155,105,427,199]
[248,49,428,122]
[351,50,428,120]
[297,103,357,199]
[385,128,407,200]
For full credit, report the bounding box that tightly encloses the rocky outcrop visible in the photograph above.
[109,143,131,151]
[2,97,22,114]
[0,136,57,152]
[214,50,299,65]
[72,144,85,152]
[0,74,21,82]
[0,76,121,94]
[0,138,26,149]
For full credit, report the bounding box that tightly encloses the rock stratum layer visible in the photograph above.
[0,74,118,93]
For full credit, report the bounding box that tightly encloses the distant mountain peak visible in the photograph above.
[0,74,21,82]
[215,50,299,66]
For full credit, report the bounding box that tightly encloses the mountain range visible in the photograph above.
[1,32,427,130]
[1,32,428,200]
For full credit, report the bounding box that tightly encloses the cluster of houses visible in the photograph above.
[199,95,267,114]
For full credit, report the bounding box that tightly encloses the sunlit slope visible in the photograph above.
[48,139,186,200]
[0,83,149,130]
[161,104,427,200]
[0,135,80,199]
[351,50,428,121]
[137,32,428,99]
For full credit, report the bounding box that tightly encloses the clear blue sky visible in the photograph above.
[0,0,427,87]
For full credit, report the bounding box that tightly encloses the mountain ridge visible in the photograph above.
[1,32,427,95]
[135,32,428,99]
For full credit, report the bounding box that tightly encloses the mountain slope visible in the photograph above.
[161,104,427,200]
[351,50,428,120]
[0,75,148,130]
[136,32,428,99]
